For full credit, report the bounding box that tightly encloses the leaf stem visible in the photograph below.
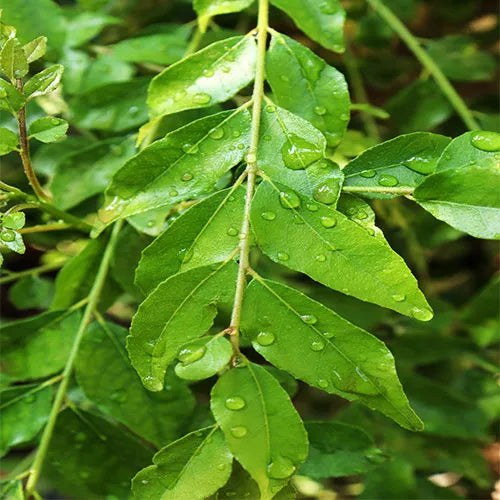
[24,221,123,499]
[185,25,205,56]
[18,222,71,234]
[342,185,414,195]
[0,260,65,284]
[229,0,269,353]
[15,79,52,202]
[366,0,479,131]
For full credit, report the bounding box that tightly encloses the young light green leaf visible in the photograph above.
[175,335,233,381]
[270,0,345,52]
[132,426,232,500]
[44,408,152,499]
[0,480,24,500]
[0,38,28,80]
[0,227,24,254]
[240,277,423,431]
[194,0,255,32]
[0,311,80,381]
[147,36,256,119]
[8,276,54,310]
[343,132,451,198]
[2,211,25,230]
[435,130,500,172]
[0,78,25,113]
[23,35,47,63]
[70,78,149,132]
[128,260,238,392]
[24,64,64,100]
[300,421,385,478]
[258,104,345,201]
[65,12,120,48]
[136,186,245,293]
[51,137,136,210]
[251,180,432,319]
[414,157,500,240]
[0,127,18,155]
[94,108,251,234]
[75,321,195,447]
[29,116,68,143]
[266,32,350,147]
[211,362,308,499]
[0,383,53,457]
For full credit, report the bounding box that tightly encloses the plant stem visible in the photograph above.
[342,185,414,195]
[15,79,52,202]
[343,43,381,141]
[366,0,479,131]
[185,26,205,56]
[229,0,269,353]
[24,221,123,499]
[0,261,65,284]
[19,222,70,234]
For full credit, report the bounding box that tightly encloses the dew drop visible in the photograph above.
[360,169,376,178]
[265,105,276,113]
[261,211,276,221]
[293,214,305,224]
[281,134,323,170]
[209,127,224,140]
[144,340,155,354]
[378,174,398,187]
[313,178,341,205]
[301,314,318,325]
[340,113,350,121]
[169,189,179,197]
[317,379,329,389]
[411,307,433,321]
[356,210,368,220]
[322,331,335,339]
[280,75,289,82]
[1,229,15,242]
[143,376,162,391]
[177,344,206,364]
[182,143,198,154]
[50,117,60,125]
[310,340,325,351]
[230,426,248,438]
[279,189,301,209]
[174,90,187,101]
[356,366,368,382]
[141,480,149,485]
[227,227,238,236]
[320,216,337,228]
[277,252,290,261]
[391,294,406,302]
[225,396,246,411]
[306,203,319,212]
[315,254,326,262]
[217,464,226,471]
[128,105,139,115]
[193,93,211,104]
[237,143,245,150]
[203,68,214,77]
[404,155,434,175]
[314,105,327,116]
[470,131,500,152]
[232,130,241,138]
[182,172,193,181]
[256,331,276,346]
[267,457,296,479]
[263,134,272,141]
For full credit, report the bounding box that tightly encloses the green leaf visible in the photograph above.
[1,212,25,230]
[0,480,23,500]
[251,180,432,318]
[8,275,54,310]
[75,321,195,447]
[0,79,25,113]
[0,311,80,381]
[216,462,260,499]
[414,157,500,240]
[299,421,385,478]
[70,77,149,132]
[0,227,24,254]
[65,12,119,48]
[174,335,233,381]
[51,137,136,210]
[29,116,68,143]
[343,132,451,198]
[44,408,152,499]
[78,53,134,93]
[112,31,189,66]
[128,260,238,391]
[136,186,245,293]
[0,383,53,456]
[211,362,308,499]
[266,32,350,147]
[0,38,28,80]
[94,108,251,233]
[147,36,256,119]
[0,0,67,57]
[240,277,423,431]
[258,105,346,201]
[22,35,47,63]
[0,127,18,155]
[24,64,64,100]
[426,35,496,82]
[270,0,345,52]
[194,0,255,31]
[132,426,232,500]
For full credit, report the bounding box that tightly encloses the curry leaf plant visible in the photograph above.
[0,0,499,499]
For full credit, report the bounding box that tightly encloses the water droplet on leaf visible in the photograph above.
[470,131,500,152]
[256,331,276,346]
[193,93,211,104]
[261,211,276,221]
[225,396,246,410]
[230,426,248,438]
[277,252,289,261]
[310,340,325,351]
[313,178,341,205]
[281,134,323,170]
[378,174,398,187]
[301,314,317,325]
[227,227,238,236]
[360,169,376,178]
[267,457,296,479]
[320,216,337,228]
[177,344,206,364]
[279,189,301,209]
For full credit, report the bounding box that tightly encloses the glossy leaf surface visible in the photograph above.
[266,32,350,147]
[24,64,63,100]
[75,321,195,447]
[132,426,232,500]
[29,116,68,143]
[211,362,308,499]
[148,36,256,119]
[241,278,423,430]
[128,260,238,391]
[251,180,432,318]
